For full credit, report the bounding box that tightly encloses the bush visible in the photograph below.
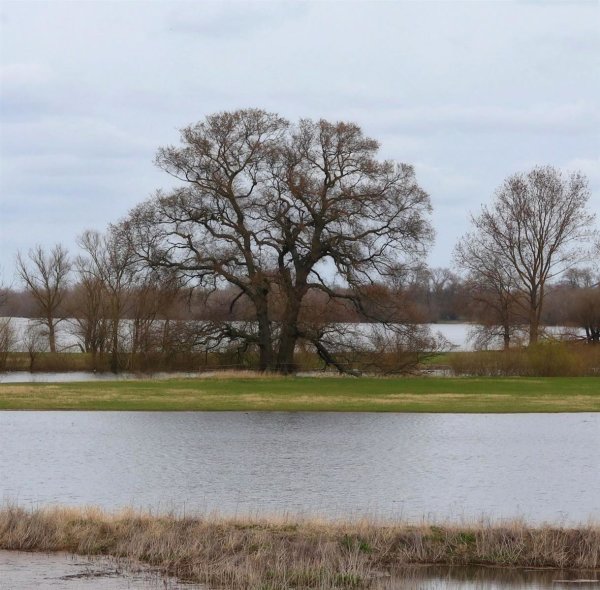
[448,342,600,377]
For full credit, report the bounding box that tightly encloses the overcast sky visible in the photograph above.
[1,0,598,283]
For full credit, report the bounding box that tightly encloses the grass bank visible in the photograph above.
[0,506,598,589]
[0,375,599,412]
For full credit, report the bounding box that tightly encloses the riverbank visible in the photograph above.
[1,506,598,589]
[0,375,599,412]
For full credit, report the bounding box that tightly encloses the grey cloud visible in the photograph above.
[2,117,154,158]
[364,103,600,135]
[166,2,308,37]
[1,0,598,279]
[565,156,600,186]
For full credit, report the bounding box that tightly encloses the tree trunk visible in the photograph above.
[586,326,600,344]
[528,316,539,345]
[528,290,540,345]
[110,319,120,373]
[276,324,298,373]
[47,321,56,353]
[275,286,305,373]
[502,325,510,350]
[255,301,274,372]
[529,311,540,346]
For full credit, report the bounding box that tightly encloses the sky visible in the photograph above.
[1,0,599,284]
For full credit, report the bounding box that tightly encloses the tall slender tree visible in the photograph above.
[77,229,135,372]
[457,166,595,345]
[16,244,71,353]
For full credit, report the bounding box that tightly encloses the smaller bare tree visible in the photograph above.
[0,278,16,370]
[0,319,16,371]
[68,270,110,364]
[16,245,71,353]
[566,284,600,344]
[77,229,135,372]
[22,323,48,370]
[460,167,595,345]
[455,233,523,350]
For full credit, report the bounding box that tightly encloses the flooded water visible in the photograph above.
[1,412,598,588]
[0,371,199,383]
[1,552,598,589]
[4,317,584,355]
[0,551,203,589]
[0,412,598,523]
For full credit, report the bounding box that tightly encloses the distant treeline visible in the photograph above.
[1,266,598,327]
[1,265,599,374]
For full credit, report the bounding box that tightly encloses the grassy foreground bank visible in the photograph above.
[1,507,598,589]
[0,375,599,412]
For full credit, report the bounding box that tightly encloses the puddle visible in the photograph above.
[0,551,204,589]
[1,551,598,589]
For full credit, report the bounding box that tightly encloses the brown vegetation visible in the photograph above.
[0,346,439,375]
[448,342,600,377]
[0,506,598,589]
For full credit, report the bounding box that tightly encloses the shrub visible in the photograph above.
[448,342,600,377]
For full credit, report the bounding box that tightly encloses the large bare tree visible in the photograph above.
[16,244,71,353]
[459,166,595,345]
[124,109,433,373]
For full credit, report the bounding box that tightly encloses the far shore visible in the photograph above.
[1,506,598,589]
[0,375,599,412]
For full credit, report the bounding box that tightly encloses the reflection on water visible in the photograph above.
[0,319,483,353]
[0,551,203,589]
[382,565,600,589]
[0,553,597,590]
[0,412,598,523]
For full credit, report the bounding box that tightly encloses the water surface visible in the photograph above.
[1,552,597,589]
[4,317,583,353]
[0,551,202,589]
[0,371,198,383]
[1,412,598,523]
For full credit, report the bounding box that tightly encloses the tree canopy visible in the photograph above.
[124,109,434,372]
[455,165,595,345]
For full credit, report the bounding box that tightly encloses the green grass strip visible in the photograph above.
[0,376,599,412]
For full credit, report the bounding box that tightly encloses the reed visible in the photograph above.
[0,506,598,588]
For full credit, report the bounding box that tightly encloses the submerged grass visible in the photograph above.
[0,506,598,589]
[0,375,599,412]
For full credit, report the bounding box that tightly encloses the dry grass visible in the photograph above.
[448,343,600,377]
[0,506,598,589]
[196,370,289,380]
